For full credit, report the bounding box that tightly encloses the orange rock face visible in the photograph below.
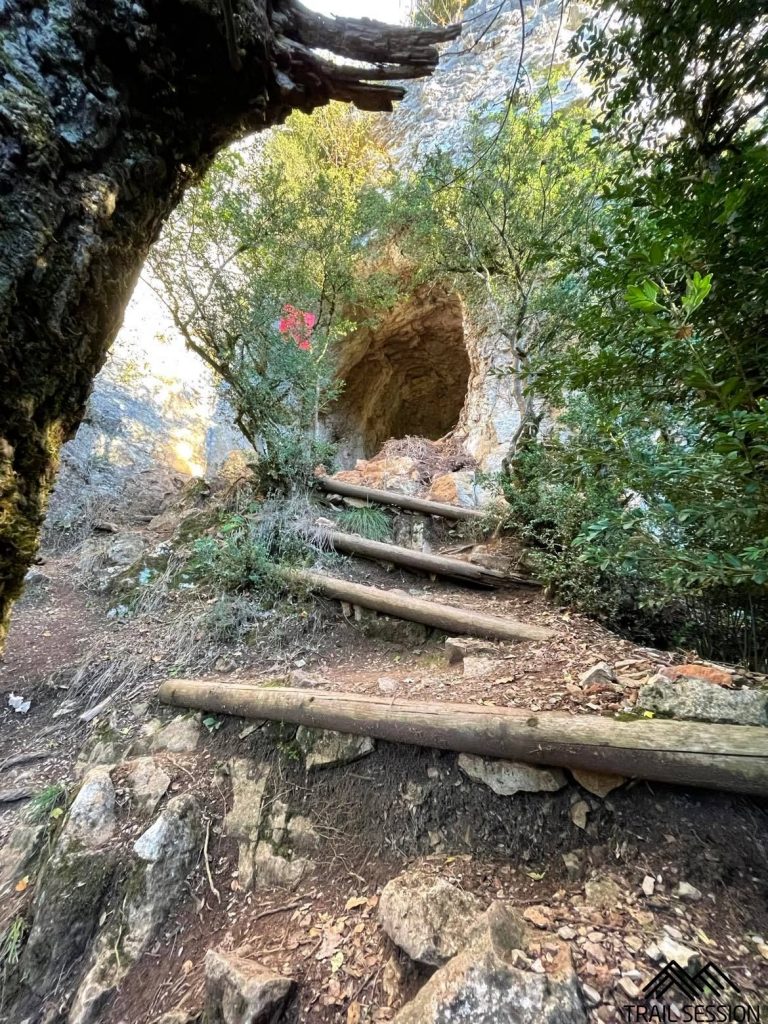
[425,473,460,504]
[331,457,421,494]
[665,663,735,687]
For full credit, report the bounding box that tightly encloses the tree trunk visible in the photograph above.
[0,1,459,646]
[316,475,486,521]
[158,681,768,796]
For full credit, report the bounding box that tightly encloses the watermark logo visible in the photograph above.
[619,960,760,1022]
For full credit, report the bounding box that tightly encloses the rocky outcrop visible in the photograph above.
[296,726,375,771]
[360,0,595,477]
[69,793,203,1024]
[393,903,587,1024]
[458,754,567,795]
[205,950,295,1024]
[225,759,271,888]
[0,818,46,896]
[638,675,768,726]
[224,761,317,890]
[123,757,172,814]
[46,288,248,546]
[22,769,117,996]
[130,714,201,756]
[379,871,484,966]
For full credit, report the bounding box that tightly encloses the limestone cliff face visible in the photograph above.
[45,281,248,543]
[378,0,592,475]
[386,0,591,164]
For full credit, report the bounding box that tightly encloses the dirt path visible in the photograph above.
[0,554,108,697]
[2,525,768,1024]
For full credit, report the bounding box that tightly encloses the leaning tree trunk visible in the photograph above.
[0,0,459,646]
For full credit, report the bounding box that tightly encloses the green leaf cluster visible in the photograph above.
[147,103,397,492]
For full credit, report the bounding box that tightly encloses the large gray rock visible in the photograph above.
[444,637,499,664]
[638,676,768,726]
[69,794,203,1024]
[124,757,171,814]
[248,841,312,891]
[65,767,116,846]
[150,714,201,753]
[225,760,269,844]
[127,793,202,954]
[224,763,315,890]
[22,846,115,997]
[21,768,119,995]
[379,871,484,966]
[0,819,46,895]
[458,754,567,796]
[295,726,374,771]
[104,532,147,566]
[393,903,587,1024]
[205,950,295,1024]
[224,760,269,889]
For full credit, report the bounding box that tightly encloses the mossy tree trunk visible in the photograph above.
[0,0,458,646]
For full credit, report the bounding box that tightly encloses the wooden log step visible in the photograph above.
[325,530,536,589]
[158,683,768,797]
[299,571,552,642]
[317,476,486,522]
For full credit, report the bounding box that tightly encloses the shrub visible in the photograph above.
[335,505,392,542]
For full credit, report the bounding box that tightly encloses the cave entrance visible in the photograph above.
[333,286,470,461]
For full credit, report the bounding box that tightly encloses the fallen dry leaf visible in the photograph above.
[348,1002,362,1024]
[345,896,368,911]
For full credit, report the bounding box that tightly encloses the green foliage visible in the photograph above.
[572,0,768,157]
[252,435,336,496]
[0,917,26,973]
[186,531,277,595]
[185,495,322,600]
[502,0,768,666]
[335,505,392,542]
[392,98,605,433]
[148,103,397,492]
[28,782,67,822]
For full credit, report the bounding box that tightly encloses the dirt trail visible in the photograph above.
[2,532,768,1024]
[0,555,108,696]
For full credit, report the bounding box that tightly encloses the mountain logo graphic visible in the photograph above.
[642,960,742,1003]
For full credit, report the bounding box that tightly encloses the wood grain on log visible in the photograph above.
[300,571,553,641]
[325,531,536,589]
[158,682,768,796]
[317,476,486,521]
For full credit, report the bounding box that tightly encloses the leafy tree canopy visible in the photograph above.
[148,103,397,490]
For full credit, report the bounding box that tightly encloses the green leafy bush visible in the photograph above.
[252,435,336,496]
[148,103,398,494]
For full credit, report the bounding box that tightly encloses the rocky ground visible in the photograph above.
[1,477,768,1023]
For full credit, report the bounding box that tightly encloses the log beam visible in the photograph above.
[300,571,553,642]
[325,531,536,589]
[158,682,768,796]
[316,476,487,521]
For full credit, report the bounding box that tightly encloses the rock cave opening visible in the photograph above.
[332,286,470,462]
